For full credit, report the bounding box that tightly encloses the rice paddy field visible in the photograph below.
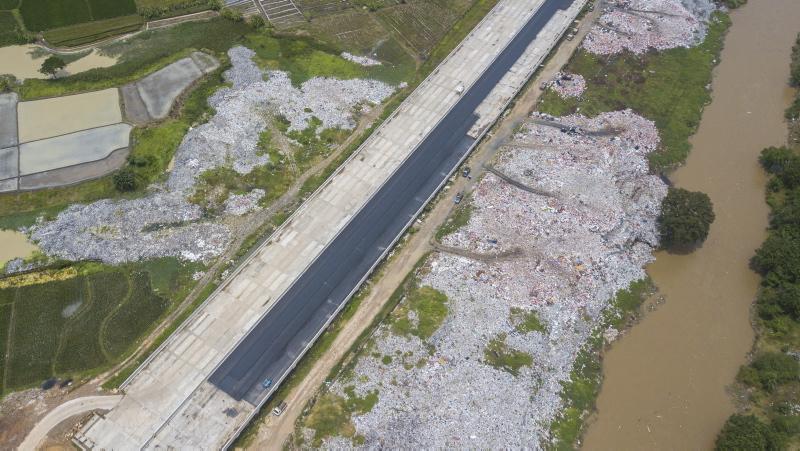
[0,258,200,394]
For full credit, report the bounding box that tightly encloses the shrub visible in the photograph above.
[738,352,799,392]
[715,415,781,451]
[112,167,137,192]
[220,7,243,22]
[658,187,715,250]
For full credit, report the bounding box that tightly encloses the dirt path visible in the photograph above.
[249,7,601,449]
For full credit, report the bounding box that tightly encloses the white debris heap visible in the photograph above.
[548,72,586,98]
[583,0,710,55]
[317,110,667,448]
[28,46,396,264]
[341,52,382,67]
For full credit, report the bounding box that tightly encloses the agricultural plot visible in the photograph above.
[19,0,90,31]
[0,11,26,47]
[376,0,462,55]
[0,264,178,394]
[87,0,136,20]
[102,271,168,357]
[42,14,143,48]
[294,0,351,17]
[4,276,85,389]
[18,0,141,46]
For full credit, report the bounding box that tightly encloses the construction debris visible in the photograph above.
[27,46,396,264]
[341,52,382,67]
[312,110,667,448]
[582,0,713,55]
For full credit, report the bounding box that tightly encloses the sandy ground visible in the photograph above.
[249,7,601,449]
[0,45,118,80]
[17,88,122,143]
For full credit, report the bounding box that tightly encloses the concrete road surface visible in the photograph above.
[210,0,576,405]
[19,395,122,451]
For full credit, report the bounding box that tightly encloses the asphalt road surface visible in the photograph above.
[210,0,576,405]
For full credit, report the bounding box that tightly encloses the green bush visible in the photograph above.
[738,352,799,392]
[112,167,138,192]
[715,415,782,451]
[790,33,800,88]
[719,0,747,8]
[658,187,715,250]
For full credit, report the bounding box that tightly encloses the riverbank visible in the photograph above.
[531,8,731,447]
[714,31,800,449]
[581,1,800,449]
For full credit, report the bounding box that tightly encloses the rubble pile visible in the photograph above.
[548,72,586,98]
[583,0,712,55]
[341,52,382,67]
[27,46,396,264]
[315,110,667,448]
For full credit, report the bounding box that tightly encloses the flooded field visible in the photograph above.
[582,1,800,449]
[0,45,118,80]
[0,230,38,267]
[17,88,123,143]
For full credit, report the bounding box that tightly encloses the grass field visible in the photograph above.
[0,259,197,395]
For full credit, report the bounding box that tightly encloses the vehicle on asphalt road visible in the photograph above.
[261,378,273,389]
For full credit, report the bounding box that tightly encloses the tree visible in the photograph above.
[39,55,66,78]
[113,168,137,192]
[658,187,715,251]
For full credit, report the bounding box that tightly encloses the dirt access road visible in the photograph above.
[249,6,601,449]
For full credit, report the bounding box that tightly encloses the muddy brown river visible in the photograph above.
[582,1,800,450]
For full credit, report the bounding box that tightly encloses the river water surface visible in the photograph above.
[582,1,800,449]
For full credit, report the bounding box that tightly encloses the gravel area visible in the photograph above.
[27,46,396,264]
[583,0,715,55]
[313,110,667,448]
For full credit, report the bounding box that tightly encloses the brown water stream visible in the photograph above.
[582,1,800,449]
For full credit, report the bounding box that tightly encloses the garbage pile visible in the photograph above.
[547,72,586,98]
[341,52,382,67]
[27,46,396,264]
[582,0,713,55]
[224,189,265,216]
[314,110,667,448]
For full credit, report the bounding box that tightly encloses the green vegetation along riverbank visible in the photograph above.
[715,32,800,451]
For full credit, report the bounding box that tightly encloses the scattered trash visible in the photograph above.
[313,110,668,448]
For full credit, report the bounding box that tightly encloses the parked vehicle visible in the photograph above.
[462,166,471,177]
[273,401,288,416]
[454,192,464,204]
